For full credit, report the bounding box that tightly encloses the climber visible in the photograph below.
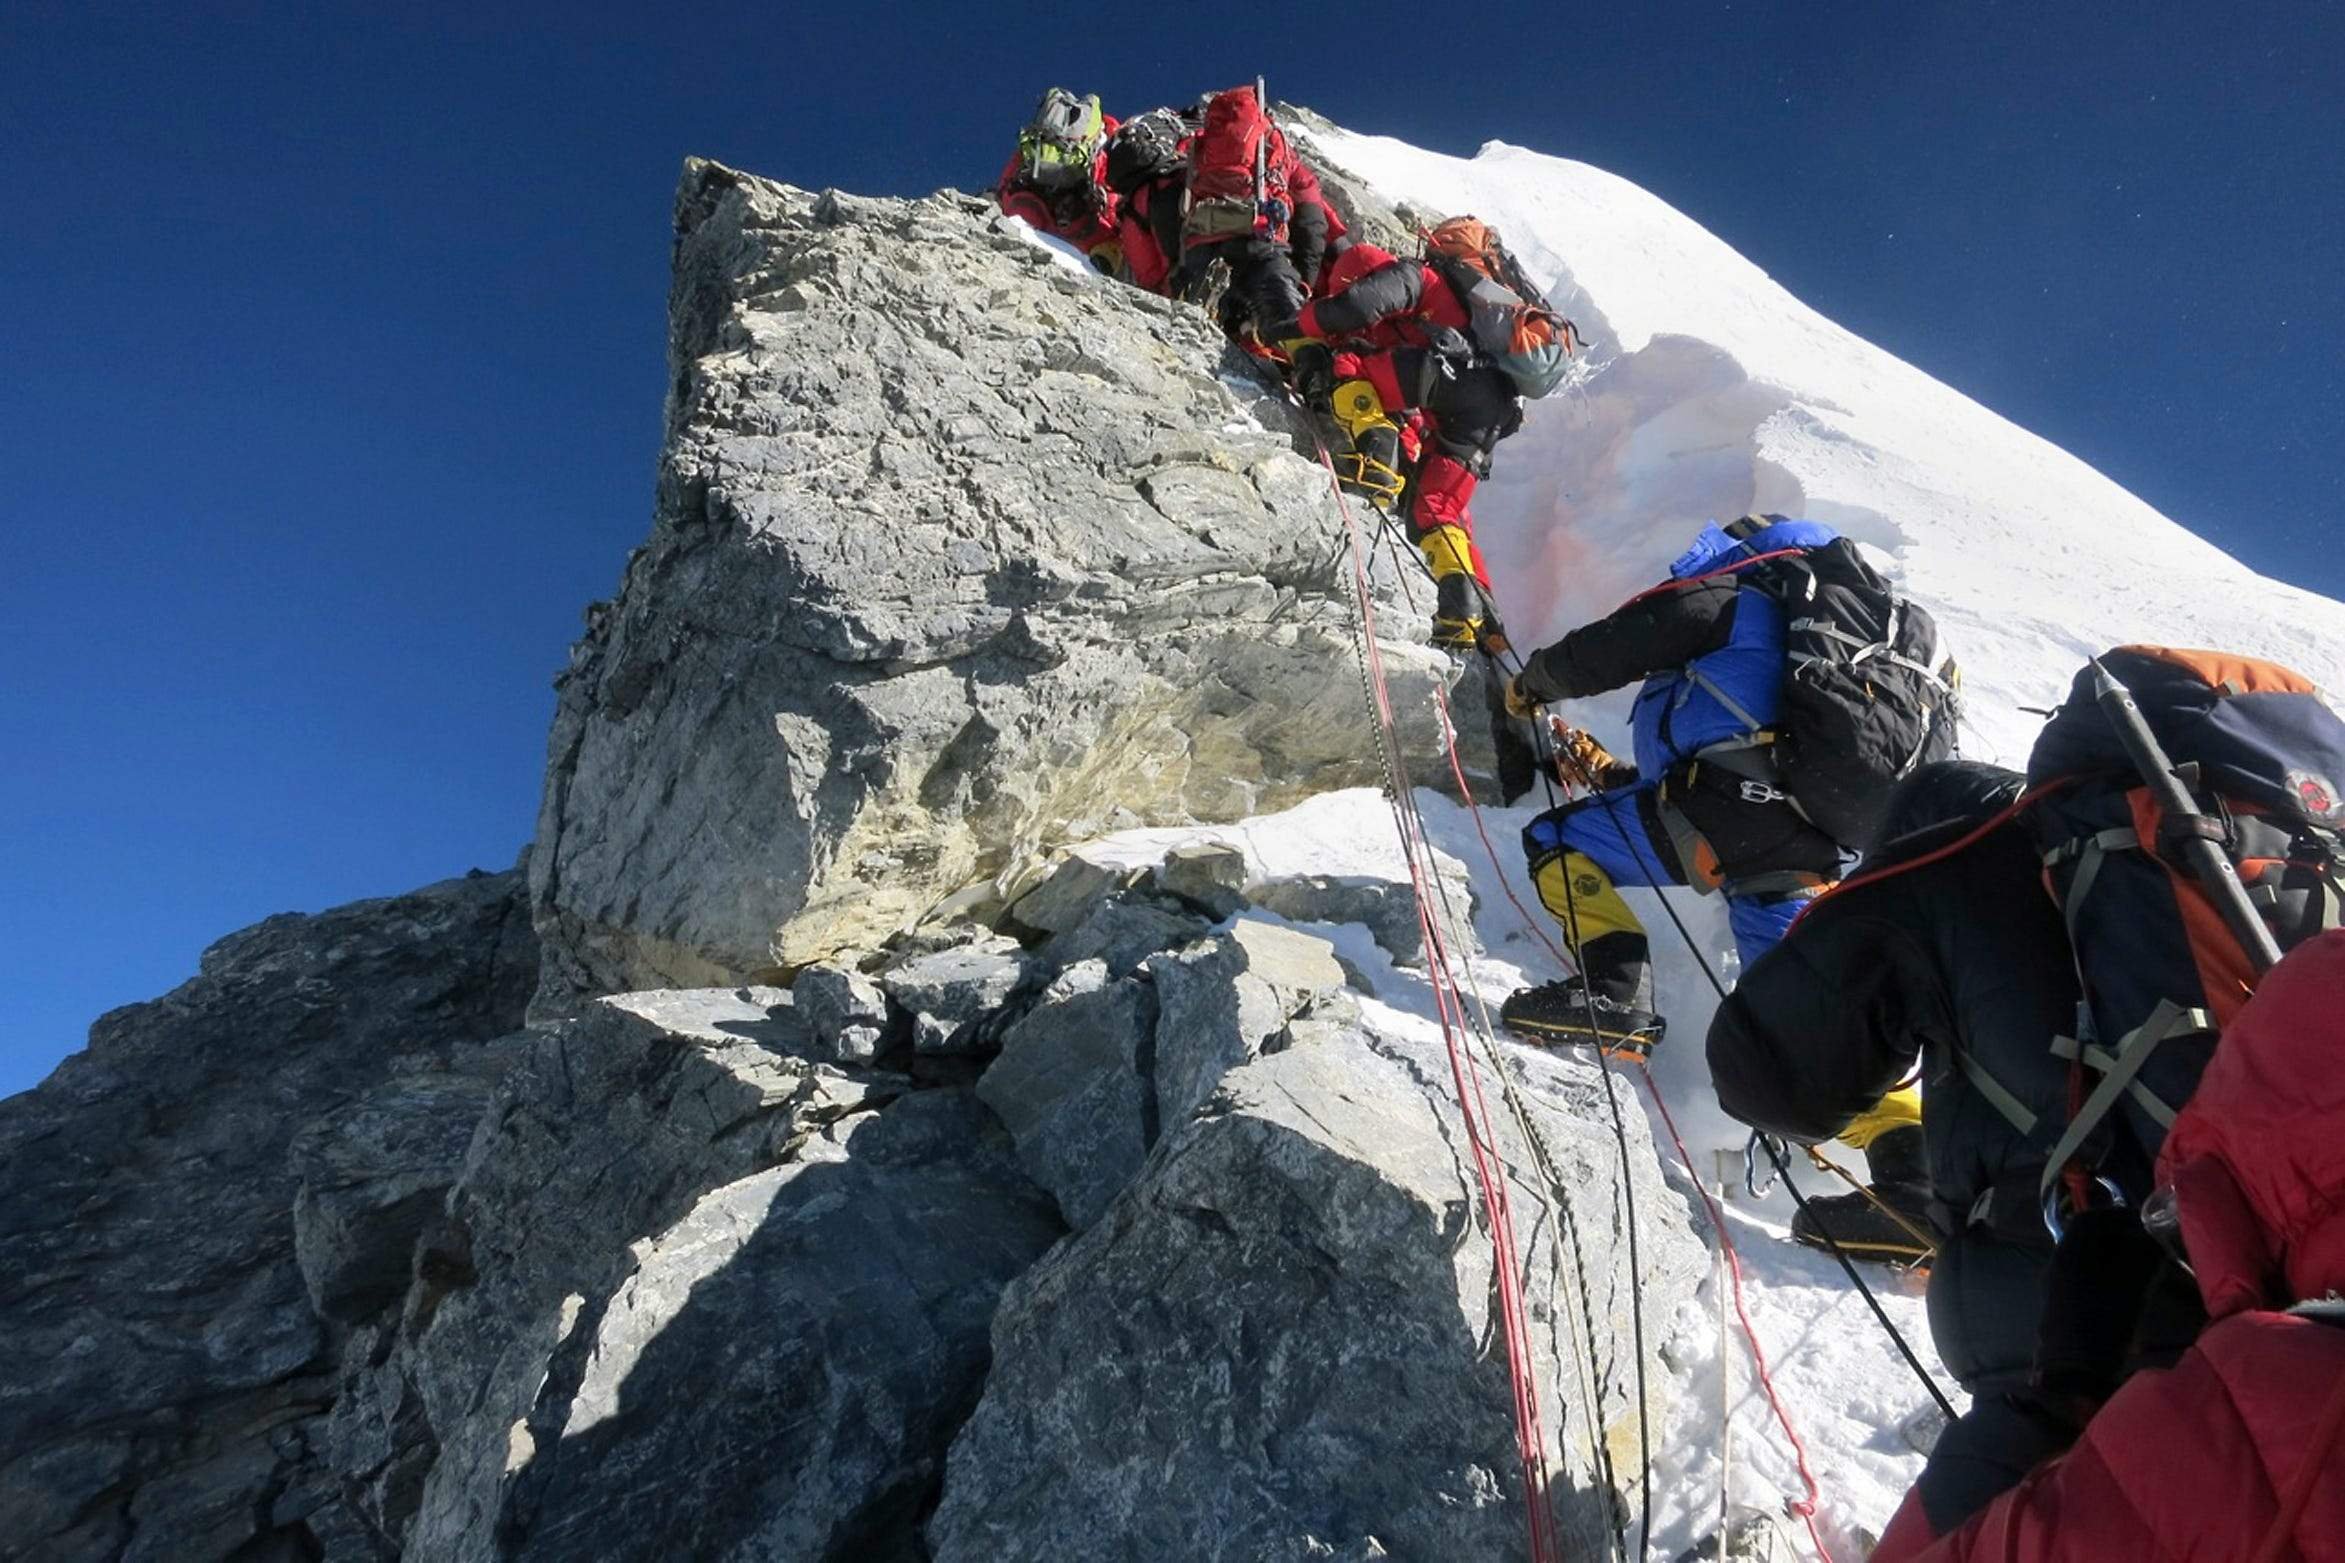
[1281,222,1551,649]
[996,87,1122,270]
[1101,103,1200,296]
[1497,514,1956,1066]
[1169,83,1339,343]
[1708,761,2056,1283]
[1707,760,2112,1531]
[1869,930,2345,1561]
[1494,516,1853,1055]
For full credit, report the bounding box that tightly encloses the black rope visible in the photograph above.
[1764,1140,1961,1422]
[1576,780,1964,1424]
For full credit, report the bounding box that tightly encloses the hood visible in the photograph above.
[2155,929,2345,1318]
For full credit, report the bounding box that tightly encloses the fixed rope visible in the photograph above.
[1313,433,1564,1563]
[1426,685,1841,1562]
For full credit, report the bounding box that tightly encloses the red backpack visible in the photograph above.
[1182,82,1293,247]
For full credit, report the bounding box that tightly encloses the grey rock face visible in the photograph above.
[1002,852,1131,936]
[528,160,1452,1012]
[292,1059,516,1327]
[882,940,1036,1055]
[978,960,1158,1231]
[351,988,1065,1561]
[0,869,538,1563]
[930,1002,1707,1562]
[790,964,891,1061]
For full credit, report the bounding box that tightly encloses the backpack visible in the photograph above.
[1104,108,1188,196]
[1751,536,1960,848]
[1422,217,1581,399]
[2018,647,2345,1209]
[1015,88,1106,194]
[1182,83,1292,246]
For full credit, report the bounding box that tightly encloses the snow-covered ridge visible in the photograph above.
[1304,126,2345,773]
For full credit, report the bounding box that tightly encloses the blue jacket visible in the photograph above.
[1626,518,1841,779]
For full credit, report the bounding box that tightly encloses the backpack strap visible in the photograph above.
[1951,1046,2042,1136]
[2037,997,2216,1199]
[2043,826,2144,941]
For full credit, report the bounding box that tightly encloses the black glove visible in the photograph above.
[2032,1205,2167,1424]
[1288,341,1335,409]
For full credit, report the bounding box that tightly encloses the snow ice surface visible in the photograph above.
[1076,126,2345,1556]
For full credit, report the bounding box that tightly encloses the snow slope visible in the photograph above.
[1161,126,2345,1555]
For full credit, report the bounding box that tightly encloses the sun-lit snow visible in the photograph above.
[1074,123,2345,1556]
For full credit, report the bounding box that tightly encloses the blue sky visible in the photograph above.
[4,2,2339,1093]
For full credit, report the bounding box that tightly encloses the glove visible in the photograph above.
[1502,675,1539,720]
[1287,341,1336,409]
[1557,726,1633,789]
[2032,1206,2166,1426]
[1085,239,1125,279]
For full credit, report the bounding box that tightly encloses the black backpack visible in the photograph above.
[1104,109,1188,196]
[1752,539,1961,851]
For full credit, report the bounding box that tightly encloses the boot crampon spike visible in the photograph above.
[1498,976,1665,1062]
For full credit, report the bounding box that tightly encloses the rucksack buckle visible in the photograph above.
[2041,1174,2127,1242]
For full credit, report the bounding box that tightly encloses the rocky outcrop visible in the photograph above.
[0,147,1710,1563]
[0,870,537,1563]
[526,161,1453,1013]
[329,989,1063,1562]
[932,925,1707,1560]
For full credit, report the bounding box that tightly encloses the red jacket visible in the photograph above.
[1297,244,1473,354]
[1875,930,2345,1562]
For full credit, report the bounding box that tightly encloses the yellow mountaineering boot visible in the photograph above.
[1499,855,1666,1059]
[1327,379,1406,512]
[1418,524,1485,650]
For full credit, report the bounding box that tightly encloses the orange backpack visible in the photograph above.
[1424,217,1580,398]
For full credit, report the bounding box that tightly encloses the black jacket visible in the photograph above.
[1706,762,2078,1387]
[1514,576,1741,707]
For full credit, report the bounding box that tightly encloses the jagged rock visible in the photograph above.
[528,159,1453,1012]
[928,1003,1707,1561]
[791,964,890,1062]
[0,870,538,1563]
[356,990,993,1558]
[1038,895,1208,978]
[882,940,1036,1055]
[1156,840,1250,917]
[978,960,1158,1230]
[1003,853,1130,935]
[292,1058,517,1326]
[1148,919,1346,1129]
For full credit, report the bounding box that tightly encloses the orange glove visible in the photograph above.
[1556,726,1632,789]
[1502,675,1540,720]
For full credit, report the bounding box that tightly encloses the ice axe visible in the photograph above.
[2087,657,2284,974]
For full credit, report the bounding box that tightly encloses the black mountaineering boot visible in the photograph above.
[1499,934,1665,1059]
[1790,1123,1939,1267]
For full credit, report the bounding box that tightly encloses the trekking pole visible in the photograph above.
[2087,658,2285,974]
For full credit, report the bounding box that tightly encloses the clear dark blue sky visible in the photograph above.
[5,2,2338,1092]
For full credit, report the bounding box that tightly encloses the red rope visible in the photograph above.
[1318,444,1561,1563]
[1430,684,1840,1563]
[1642,1074,1838,1563]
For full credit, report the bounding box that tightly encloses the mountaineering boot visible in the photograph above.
[1327,379,1406,511]
[1432,573,1484,650]
[1499,928,1664,1059]
[1499,975,1665,1059]
[1419,524,1486,649]
[1790,1123,1939,1266]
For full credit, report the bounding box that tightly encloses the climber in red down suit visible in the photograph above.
[1285,237,1523,650]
